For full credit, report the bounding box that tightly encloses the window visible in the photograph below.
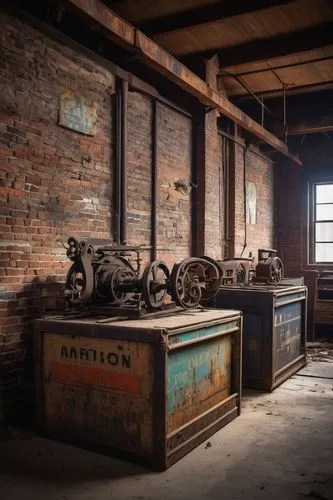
[314,183,333,263]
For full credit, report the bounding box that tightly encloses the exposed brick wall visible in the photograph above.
[204,111,223,258]
[127,93,194,268]
[0,11,113,421]
[245,148,275,260]
[157,103,192,267]
[230,142,275,260]
[203,57,224,259]
[127,90,152,265]
[276,161,302,276]
[0,12,196,420]
[0,9,279,423]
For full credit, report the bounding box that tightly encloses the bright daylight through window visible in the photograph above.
[314,183,333,263]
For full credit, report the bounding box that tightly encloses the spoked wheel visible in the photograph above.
[141,260,170,309]
[199,256,223,302]
[270,257,284,284]
[170,258,206,308]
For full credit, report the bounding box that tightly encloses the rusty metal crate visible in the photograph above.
[212,285,307,391]
[34,308,242,470]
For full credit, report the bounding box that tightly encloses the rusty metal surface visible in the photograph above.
[254,248,284,284]
[167,332,232,432]
[58,90,97,135]
[43,334,154,455]
[65,0,302,163]
[65,237,223,314]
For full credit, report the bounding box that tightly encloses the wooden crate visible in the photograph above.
[212,284,307,391]
[35,308,242,470]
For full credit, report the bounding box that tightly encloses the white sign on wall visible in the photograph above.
[246,181,257,225]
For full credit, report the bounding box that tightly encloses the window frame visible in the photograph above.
[309,180,333,265]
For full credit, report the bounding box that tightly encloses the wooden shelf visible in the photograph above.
[314,275,333,327]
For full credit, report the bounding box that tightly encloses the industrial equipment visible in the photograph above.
[217,257,253,285]
[214,249,284,287]
[65,237,222,317]
[254,248,284,284]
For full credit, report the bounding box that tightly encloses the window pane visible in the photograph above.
[316,203,333,221]
[315,243,333,262]
[316,222,333,242]
[316,184,333,204]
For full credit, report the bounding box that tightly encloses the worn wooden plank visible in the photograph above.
[138,0,295,36]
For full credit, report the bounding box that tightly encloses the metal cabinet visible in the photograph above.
[213,285,307,391]
[35,308,242,470]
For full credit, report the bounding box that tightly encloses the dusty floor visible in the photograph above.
[1,355,333,500]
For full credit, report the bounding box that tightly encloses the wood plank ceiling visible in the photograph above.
[103,0,333,102]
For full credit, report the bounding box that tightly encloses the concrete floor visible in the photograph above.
[1,357,333,500]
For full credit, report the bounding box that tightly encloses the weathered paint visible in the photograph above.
[214,285,307,391]
[274,301,302,372]
[167,333,232,432]
[58,90,98,135]
[36,309,242,469]
[43,334,154,454]
[168,320,239,346]
[275,291,306,306]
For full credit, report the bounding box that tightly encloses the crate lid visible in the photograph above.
[37,307,241,333]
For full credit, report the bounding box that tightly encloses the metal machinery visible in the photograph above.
[218,257,253,285]
[216,248,284,287]
[65,237,223,317]
[254,248,284,284]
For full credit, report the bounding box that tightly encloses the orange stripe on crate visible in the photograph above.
[53,362,140,394]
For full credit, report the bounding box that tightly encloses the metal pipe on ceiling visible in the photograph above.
[220,69,275,118]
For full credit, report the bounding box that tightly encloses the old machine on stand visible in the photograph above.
[35,237,243,470]
[211,248,307,391]
[64,236,224,315]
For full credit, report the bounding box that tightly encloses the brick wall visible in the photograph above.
[0,10,277,422]
[245,148,275,260]
[0,11,118,420]
[230,142,275,260]
[0,12,196,420]
[203,56,224,259]
[157,103,192,267]
[204,111,223,258]
[127,90,152,263]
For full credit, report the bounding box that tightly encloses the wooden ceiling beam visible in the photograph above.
[181,22,333,67]
[137,0,294,37]
[65,0,301,164]
[222,55,333,78]
[272,116,333,136]
[234,80,333,100]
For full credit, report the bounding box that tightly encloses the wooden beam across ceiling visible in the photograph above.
[181,22,333,67]
[137,0,294,37]
[64,0,301,164]
[273,115,333,136]
[235,80,333,100]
